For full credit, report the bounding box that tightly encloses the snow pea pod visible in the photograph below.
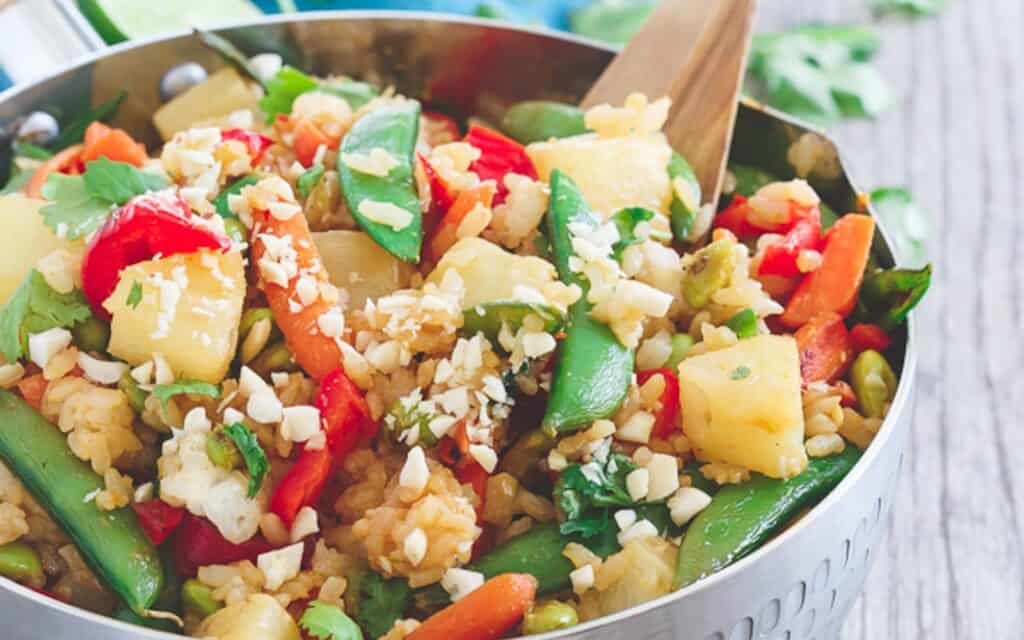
[542,170,633,435]
[462,301,565,341]
[0,390,163,614]
[856,264,932,332]
[338,101,423,263]
[673,446,860,589]
[668,151,701,241]
[501,101,587,144]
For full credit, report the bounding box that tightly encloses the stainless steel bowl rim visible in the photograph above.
[0,12,917,640]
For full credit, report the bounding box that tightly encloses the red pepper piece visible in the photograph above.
[132,499,185,546]
[222,128,274,164]
[636,369,681,439]
[794,312,854,384]
[455,459,489,523]
[849,323,893,353]
[172,513,274,578]
[713,196,759,238]
[269,369,374,526]
[80,191,231,318]
[834,380,859,407]
[758,212,822,278]
[421,110,461,146]
[417,152,457,234]
[464,125,537,205]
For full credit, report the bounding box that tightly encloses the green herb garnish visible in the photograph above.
[222,422,269,498]
[0,270,91,362]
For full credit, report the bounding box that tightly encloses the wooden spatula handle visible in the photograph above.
[581,0,758,205]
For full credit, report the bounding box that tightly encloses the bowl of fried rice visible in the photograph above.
[0,12,927,640]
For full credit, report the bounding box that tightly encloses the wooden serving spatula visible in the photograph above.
[581,0,758,205]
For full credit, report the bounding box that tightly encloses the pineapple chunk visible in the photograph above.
[153,68,261,140]
[105,249,245,383]
[0,195,79,303]
[197,594,300,640]
[313,230,415,309]
[677,335,807,479]
[426,237,560,309]
[527,133,673,218]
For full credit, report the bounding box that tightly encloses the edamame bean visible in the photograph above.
[118,373,147,414]
[72,314,110,353]
[0,541,42,583]
[206,431,242,470]
[523,600,579,634]
[182,578,222,618]
[850,349,897,418]
[665,334,694,370]
[681,239,735,309]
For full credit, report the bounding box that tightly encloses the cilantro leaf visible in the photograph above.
[871,0,946,15]
[82,157,167,205]
[126,281,143,309]
[39,160,167,240]
[554,444,639,538]
[0,270,91,362]
[296,164,325,199]
[39,174,114,240]
[748,25,891,125]
[609,207,663,260]
[150,380,220,408]
[259,65,319,123]
[299,601,363,640]
[349,571,410,639]
[223,422,269,498]
[320,80,379,111]
[869,187,928,267]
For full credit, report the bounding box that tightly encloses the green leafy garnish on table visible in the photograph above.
[747,24,891,125]
[40,158,168,240]
[570,0,655,45]
[869,187,928,266]
[0,270,92,362]
[150,380,220,407]
[223,422,269,498]
[300,600,363,640]
[871,0,947,15]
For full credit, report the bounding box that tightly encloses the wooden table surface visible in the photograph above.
[758,1,1020,637]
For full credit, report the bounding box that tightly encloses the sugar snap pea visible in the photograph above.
[501,101,587,144]
[542,170,633,435]
[462,301,564,341]
[673,447,860,589]
[0,390,163,614]
[338,101,423,263]
[668,152,701,241]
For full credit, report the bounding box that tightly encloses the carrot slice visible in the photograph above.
[407,573,537,640]
[292,118,339,167]
[80,122,147,167]
[426,181,497,261]
[794,312,854,384]
[250,207,344,381]
[780,214,875,328]
[16,374,48,410]
[26,144,83,198]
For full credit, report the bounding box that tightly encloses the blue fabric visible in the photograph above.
[249,0,591,31]
[0,67,12,93]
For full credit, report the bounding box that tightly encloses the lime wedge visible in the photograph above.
[78,0,263,45]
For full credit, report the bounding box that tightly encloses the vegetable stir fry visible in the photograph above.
[0,54,928,640]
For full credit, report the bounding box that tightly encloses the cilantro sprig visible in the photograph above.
[554,444,640,538]
[150,380,220,407]
[259,66,379,123]
[0,270,92,362]
[609,207,669,261]
[747,24,892,125]
[223,422,269,498]
[347,571,409,639]
[299,600,363,640]
[39,158,167,240]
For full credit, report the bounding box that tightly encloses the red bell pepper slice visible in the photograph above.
[222,128,273,164]
[269,369,374,526]
[713,196,759,238]
[455,459,489,522]
[849,323,893,353]
[636,369,681,439]
[172,513,274,578]
[464,125,537,206]
[80,190,232,319]
[132,499,185,546]
[422,110,461,146]
[757,213,822,278]
[794,312,854,384]
[417,152,457,234]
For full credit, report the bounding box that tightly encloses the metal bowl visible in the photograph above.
[0,12,916,640]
